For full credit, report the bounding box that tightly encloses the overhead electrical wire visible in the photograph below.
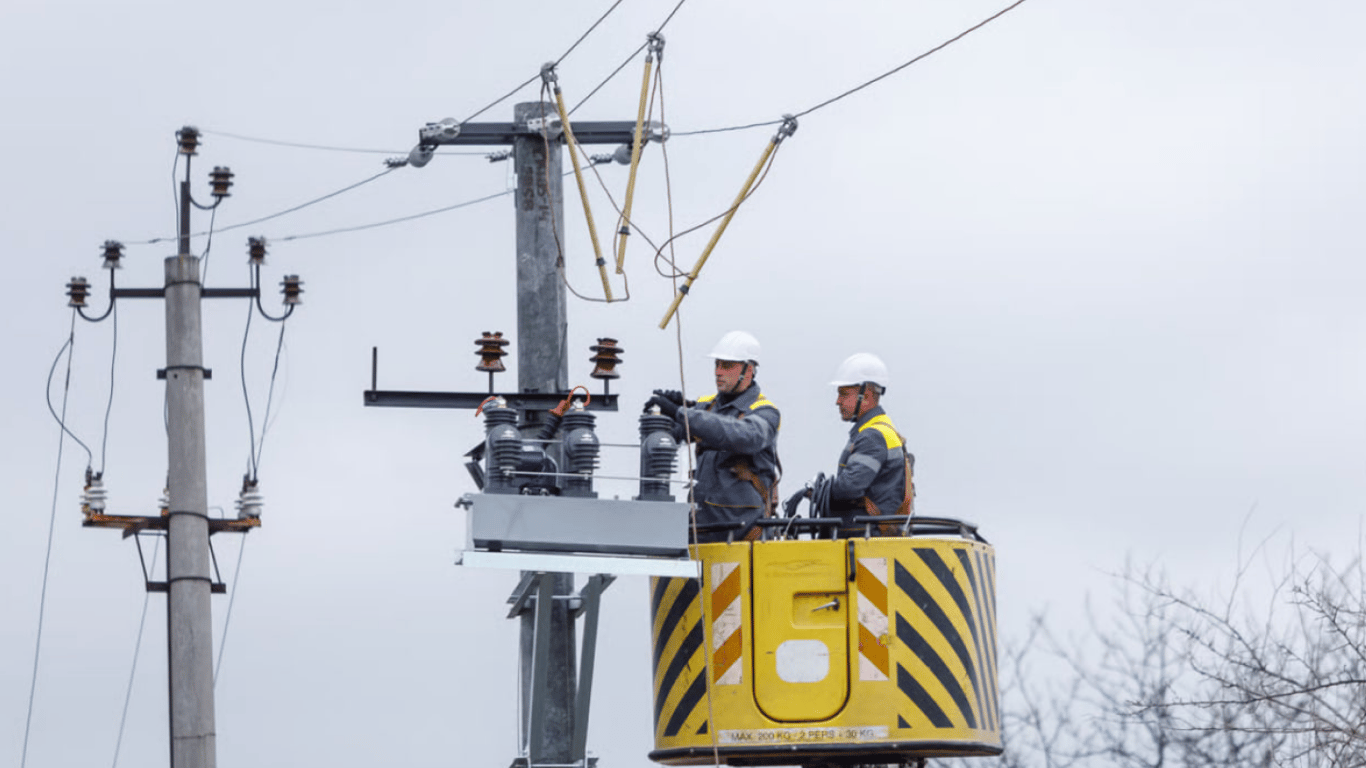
[23,312,81,768]
[202,129,487,156]
[111,537,160,768]
[214,536,247,688]
[199,206,219,284]
[670,0,1028,137]
[793,0,1029,119]
[127,167,400,247]
[254,322,289,472]
[98,303,118,475]
[569,0,688,116]
[460,0,630,124]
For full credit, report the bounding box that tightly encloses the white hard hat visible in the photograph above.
[831,353,890,391]
[707,331,761,365]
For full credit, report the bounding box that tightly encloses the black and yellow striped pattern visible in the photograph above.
[890,543,999,734]
[650,575,709,739]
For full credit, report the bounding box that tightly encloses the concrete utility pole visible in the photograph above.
[165,163,217,768]
[511,100,577,764]
[370,101,655,765]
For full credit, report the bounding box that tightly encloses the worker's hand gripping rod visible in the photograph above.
[544,63,613,302]
[658,115,798,329]
[615,33,665,275]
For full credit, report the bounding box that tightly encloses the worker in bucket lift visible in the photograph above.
[787,353,914,536]
[644,331,781,542]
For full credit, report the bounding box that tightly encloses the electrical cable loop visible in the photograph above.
[658,114,797,329]
[542,65,613,302]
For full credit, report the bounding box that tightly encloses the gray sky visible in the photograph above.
[4,1,1365,765]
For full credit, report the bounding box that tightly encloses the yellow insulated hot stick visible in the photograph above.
[616,34,664,275]
[658,116,798,330]
[552,82,613,302]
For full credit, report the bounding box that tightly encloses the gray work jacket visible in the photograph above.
[672,384,781,540]
[830,405,909,519]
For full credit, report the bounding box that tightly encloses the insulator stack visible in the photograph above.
[247,237,267,266]
[176,125,200,156]
[476,332,510,373]
[236,478,263,519]
[66,276,90,308]
[101,240,124,270]
[589,337,623,380]
[560,409,600,498]
[81,471,107,517]
[209,166,235,198]
[482,400,523,494]
[638,413,679,501]
[280,275,304,306]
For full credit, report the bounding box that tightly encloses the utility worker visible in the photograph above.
[826,353,914,535]
[645,331,781,542]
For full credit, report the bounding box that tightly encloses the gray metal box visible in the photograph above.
[467,494,690,557]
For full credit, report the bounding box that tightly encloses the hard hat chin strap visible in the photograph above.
[849,382,867,422]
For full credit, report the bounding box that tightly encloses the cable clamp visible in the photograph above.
[524,116,564,138]
[775,114,799,143]
[540,61,559,86]
[418,117,461,144]
[647,32,666,59]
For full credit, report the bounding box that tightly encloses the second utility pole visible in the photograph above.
[165,150,217,768]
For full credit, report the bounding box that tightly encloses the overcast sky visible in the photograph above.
[4,1,1365,766]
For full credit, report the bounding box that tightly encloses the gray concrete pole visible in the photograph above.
[164,178,217,767]
[512,101,576,764]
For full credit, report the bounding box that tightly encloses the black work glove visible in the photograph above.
[654,389,684,405]
[644,394,680,419]
[810,473,832,516]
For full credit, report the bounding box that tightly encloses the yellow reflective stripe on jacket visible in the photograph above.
[858,414,903,449]
[749,395,777,412]
[697,393,717,404]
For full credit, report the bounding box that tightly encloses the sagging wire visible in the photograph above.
[240,257,294,485]
[542,66,613,301]
[23,311,82,768]
[98,301,117,476]
[199,205,219,285]
[669,0,1029,139]
[460,0,629,124]
[202,129,487,156]
[111,536,160,768]
[658,115,798,329]
[271,186,516,242]
[792,0,1030,120]
[213,535,247,688]
[124,166,398,247]
[566,0,688,116]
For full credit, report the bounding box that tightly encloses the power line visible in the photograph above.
[202,129,488,156]
[127,167,400,246]
[669,0,1028,137]
[214,536,247,688]
[461,0,631,123]
[111,537,160,768]
[45,326,93,468]
[795,0,1030,119]
[254,322,289,472]
[271,186,517,242]
[98,303,118,475]
[23,312,80,768]
[569,0,689,116]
